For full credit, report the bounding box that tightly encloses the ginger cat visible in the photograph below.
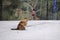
[11,18,28,30]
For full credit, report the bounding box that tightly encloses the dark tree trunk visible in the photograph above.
[0,0,2,20]
[46,0,48,20]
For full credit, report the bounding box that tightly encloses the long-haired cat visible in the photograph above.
[11,18,28,30]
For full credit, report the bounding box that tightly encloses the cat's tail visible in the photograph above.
[11,28,17,30]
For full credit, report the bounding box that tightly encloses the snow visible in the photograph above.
[0,20,60,40]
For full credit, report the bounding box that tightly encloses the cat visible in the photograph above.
[11,18,28,30]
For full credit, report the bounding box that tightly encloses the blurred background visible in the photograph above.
[1,0,60,20]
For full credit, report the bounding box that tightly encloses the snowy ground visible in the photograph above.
[0,20,60,40]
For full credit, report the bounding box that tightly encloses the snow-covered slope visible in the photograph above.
[0,20,60,40]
